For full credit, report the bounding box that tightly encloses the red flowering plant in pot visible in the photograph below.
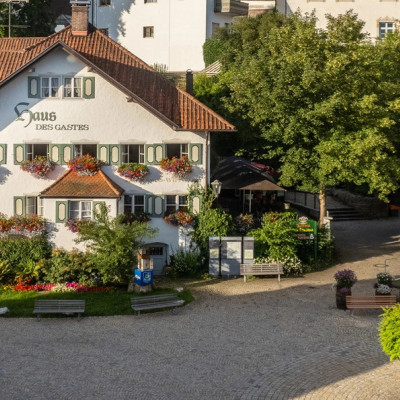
[21,156,55,177]
[67,154,103,176]
[160,156,193,178]
[117,163,149,181]
[163,210,194,227]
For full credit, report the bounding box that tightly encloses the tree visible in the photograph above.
[0,0,55,38]
[75,203,157,285]
[221,11,400,225]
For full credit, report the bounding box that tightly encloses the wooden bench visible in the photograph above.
[33,300,86,321]
[131,293,184,316]
[240,263,283,282]
[346,295,397,315]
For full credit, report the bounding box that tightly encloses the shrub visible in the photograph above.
[167,247,203,277]
[235,213,254,234]
[0,236,52,283]
[377,272,394,286]
[255,255,303,276]
[380,303,400,361]
[251,211,299,260]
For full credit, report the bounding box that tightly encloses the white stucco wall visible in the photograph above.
[92,0,237,72]
[275,0,400,39]
[0,47,207,255]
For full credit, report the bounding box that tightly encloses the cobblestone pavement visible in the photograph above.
[1,218,400,399]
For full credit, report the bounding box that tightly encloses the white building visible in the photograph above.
[0,3,235,274]
[275,0,400,39]
[90,0,249,72]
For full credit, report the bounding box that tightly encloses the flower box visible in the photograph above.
[163,210,194,226]
[20,156,55,177]
[67,154,103,176]
[160,156,192,178]
[117,163,149,181]
[65,218,94,233]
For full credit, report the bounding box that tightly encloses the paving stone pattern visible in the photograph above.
[1,218,400,399]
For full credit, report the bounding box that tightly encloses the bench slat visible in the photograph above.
[346,296,396,312]
[33,300,85,320]
[240,263,283,282]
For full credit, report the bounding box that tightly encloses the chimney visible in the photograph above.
[70,1,91,36]
[186,69,193,95]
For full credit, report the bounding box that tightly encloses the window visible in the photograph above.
[122,144,145,163]
[100,0,111,6]
[63,77,82,98]
[74,144,97,158]
[149,246,163,255]
[144,0,157,2]
[26,197,37,216]
[166,143,189,159]
[379,22,395,38]
[41,77,60,98]
[69,201,92,219]
[143,26,154,38]
[124,195,145,215]
[38,198,44,216]
[26,144,49,160]
[166,195,188,214]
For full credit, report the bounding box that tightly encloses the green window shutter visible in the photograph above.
[190,194,202,214]
[144,144,155,165]
[0,144,7,165]
[145,194,154,215]
[13,144,25,165]
[154,143,166,164]
[56,201,68,223]
[189,143,203,165]
[49,144,61,164]
[97,144,110,164]
[152,195,165,217]
[28,77,40,98]
[93,201,106,219]
[61,145,73,165]
[110,145,120,165]
[14,196,26,216]
[83,77,95,99]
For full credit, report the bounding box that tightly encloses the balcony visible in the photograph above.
[214,0,249,17]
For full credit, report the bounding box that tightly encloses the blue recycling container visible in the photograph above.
[134,269,153,286]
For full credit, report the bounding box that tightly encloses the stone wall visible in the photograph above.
[331,189,388,218]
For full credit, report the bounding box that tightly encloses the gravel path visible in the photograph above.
[1,218,400,399]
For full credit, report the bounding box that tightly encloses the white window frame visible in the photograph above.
[38,198,44,216]
[41,76,60,98]
[124,194,145,214]
[63,77,82,98]
[121,144,145,164]
[166,195,188,213]
[26,143,49,160]
[143,26,154,38]
[379,21,395,38]
[73,144,97,158]
[69,200,92,220]
[26,196,38,216]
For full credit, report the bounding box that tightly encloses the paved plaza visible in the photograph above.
[1,218,400,399]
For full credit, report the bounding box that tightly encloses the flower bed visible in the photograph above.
[163,210,194,226]
[117,163,149,181]
[20,156,55,177]
[160,156,192,178]
[67,154,103,176]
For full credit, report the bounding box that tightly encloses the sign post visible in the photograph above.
[292,216,318,260]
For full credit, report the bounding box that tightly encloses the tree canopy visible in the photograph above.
[196,11,400,223]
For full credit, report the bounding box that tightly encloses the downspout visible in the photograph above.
[205,131,210,189]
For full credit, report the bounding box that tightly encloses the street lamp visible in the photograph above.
[0,0,29,38]
[211,179,222,198]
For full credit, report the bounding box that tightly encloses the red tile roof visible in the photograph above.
[40,169,124,198]
[0,26,235,132]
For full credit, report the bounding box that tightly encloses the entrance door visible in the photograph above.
[146,244,168,275]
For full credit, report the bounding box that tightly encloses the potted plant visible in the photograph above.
[160,156,192,178]
[20,156,55,177]
[67,154,103,176]
[163,210,194,227]
[376,284,392,295]
[235,213,254,234]
[333,269,358,310]
[117,163,149,181]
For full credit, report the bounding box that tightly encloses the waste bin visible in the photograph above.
[134,269,153,286]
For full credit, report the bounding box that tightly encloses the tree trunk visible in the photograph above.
[319,190,326,227]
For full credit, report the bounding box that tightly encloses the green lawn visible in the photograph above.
[0,288,193,318]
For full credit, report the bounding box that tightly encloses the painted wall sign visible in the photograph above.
[14,102,89,131]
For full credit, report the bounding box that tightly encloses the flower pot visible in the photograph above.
[336,289,351,310]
